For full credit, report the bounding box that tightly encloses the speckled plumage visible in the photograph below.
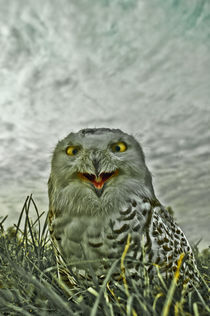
[48,128,199,286]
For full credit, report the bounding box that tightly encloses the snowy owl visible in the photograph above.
[48,128,199,286]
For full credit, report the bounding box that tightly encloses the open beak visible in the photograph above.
[78,170,118,195]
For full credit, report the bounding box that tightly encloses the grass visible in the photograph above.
[0,195,209,315]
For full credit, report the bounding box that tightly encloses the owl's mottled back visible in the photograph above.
[48,128,199,286]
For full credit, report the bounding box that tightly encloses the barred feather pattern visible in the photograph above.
[48,196,200,286]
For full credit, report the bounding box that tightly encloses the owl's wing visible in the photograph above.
[133,198,200,284]
[111,197,200,285]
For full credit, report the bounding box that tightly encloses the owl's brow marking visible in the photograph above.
[79,128,123,135]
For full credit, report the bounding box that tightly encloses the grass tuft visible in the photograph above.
[0,195,209,315]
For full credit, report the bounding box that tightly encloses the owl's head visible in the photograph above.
[49,128,155,215]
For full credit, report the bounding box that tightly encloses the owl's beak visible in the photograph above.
[78,170,118,195]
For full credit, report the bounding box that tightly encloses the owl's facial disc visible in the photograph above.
[78,170,118,193]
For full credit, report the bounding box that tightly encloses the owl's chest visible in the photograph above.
[59,215,111,262]
[55,203,144,269]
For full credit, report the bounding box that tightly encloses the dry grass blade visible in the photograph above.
[120,233,131,297]
[162,253,185,316]
[0,197,210,315]
[15,195,29,238]
[90,260,119,316]
[30,195,42,241]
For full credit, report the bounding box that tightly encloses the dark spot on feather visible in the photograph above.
[132,200,137,207]
[157,239,164,245]
[163,245,172,252]
[163,237,169,243]
[113,223,129,234]
[88,241,103,248]
[174,240,179,246]
[155,256,161,264]
[106,234,116,240]
[168,254,173,260]
[133,223,141,232]
[166,261,173,269]
[142,209,147,216]
[123,210,136,221]
[157,227,163,234]
[119,206,132,215]
[152,230,159,237]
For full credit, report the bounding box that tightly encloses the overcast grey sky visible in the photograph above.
[0,0,210,248]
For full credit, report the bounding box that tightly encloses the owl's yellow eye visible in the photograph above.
[66,146,80,156]
[111,142,127,153]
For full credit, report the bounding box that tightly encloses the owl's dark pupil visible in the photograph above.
[115,145,121,152]
[72,148,78,155]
